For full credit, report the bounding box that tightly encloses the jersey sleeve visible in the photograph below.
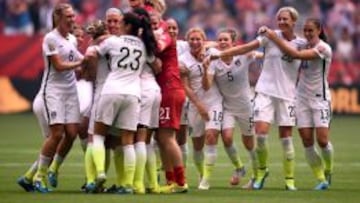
[179,54,190,71]
[313,42,332,59]
[85,46,97,56]
[256,34,269,48]
[95,37,111,56]
[206,47,220,57]
[42,34,59,56]
[177,40,189,56]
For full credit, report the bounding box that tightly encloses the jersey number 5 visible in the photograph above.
[117,47,143,71]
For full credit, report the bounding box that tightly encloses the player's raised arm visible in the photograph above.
[263,27,320,60]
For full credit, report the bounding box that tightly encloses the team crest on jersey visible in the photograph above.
[235,59,241,66]
[51,111,57,119]
[48,43,55,52]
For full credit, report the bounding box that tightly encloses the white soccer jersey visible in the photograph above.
[297,40,332,101]
[177,40,189,57]
[96,35,151,99]
[209,55,254,113]
[179,50,222,107]
[40,29,82,94]
[140,63,160,91]
[255,30,306,101]
[85,45,110,88]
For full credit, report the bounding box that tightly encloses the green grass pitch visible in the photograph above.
[0,113,359,203]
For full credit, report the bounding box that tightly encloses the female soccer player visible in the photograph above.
[21,3,83,193]
[89,8,158,194]
[202,28,263,189]
[166,17,189,167]
[205,7,306,190]
[261,18,334,190]
[149,10,187,193]
[179,27,223,190]
[81,18,110,193]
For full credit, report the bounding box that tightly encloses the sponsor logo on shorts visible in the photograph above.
[51,111,57,119]
[254,109,259,117]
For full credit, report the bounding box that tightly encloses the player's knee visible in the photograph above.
[301,137,314,147]
[317,139,329,148]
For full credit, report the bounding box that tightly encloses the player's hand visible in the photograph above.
[257,26,269,35]
[202,56,211,70]
[197,104,210,121]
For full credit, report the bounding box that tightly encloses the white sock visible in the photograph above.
[135,142,147,167]
[205,145,217,166]
[281,137,295,160]
[321,142,334,172]
[92,134,105,148]
[123,144,136,168]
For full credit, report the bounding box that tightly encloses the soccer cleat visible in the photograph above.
[84,182,97,193]
[146,186,161,194]
[314,181,329,190]
[95,173,106,189]
[80,182,86,192]
[133,186,146,195]
[325,171,332,185]
[173,183,189,193]
[159,183,175,194]
[116,187,134,194]
[48,171,58,188]
[285,178,297,191]
[252,168,269,190]
[198,178,210,190]
[104,184,118,193]
[17,176,34,192]
[241,178,255,190]
[230,167,246,186]
[33,178,50,193]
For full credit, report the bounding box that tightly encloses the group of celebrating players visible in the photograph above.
[16,0,334,195]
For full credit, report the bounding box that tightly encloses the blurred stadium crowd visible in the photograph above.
[1,0,360,85]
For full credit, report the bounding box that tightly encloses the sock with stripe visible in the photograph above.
[92,134,106,175]
[85,143,96,184]
[134,142,147,190]
[305,146,326,181]
[225,144,243,169]
[203,145,217,180]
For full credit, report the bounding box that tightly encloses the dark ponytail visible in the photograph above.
[123,8,158,57]
[307,18,327,42]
